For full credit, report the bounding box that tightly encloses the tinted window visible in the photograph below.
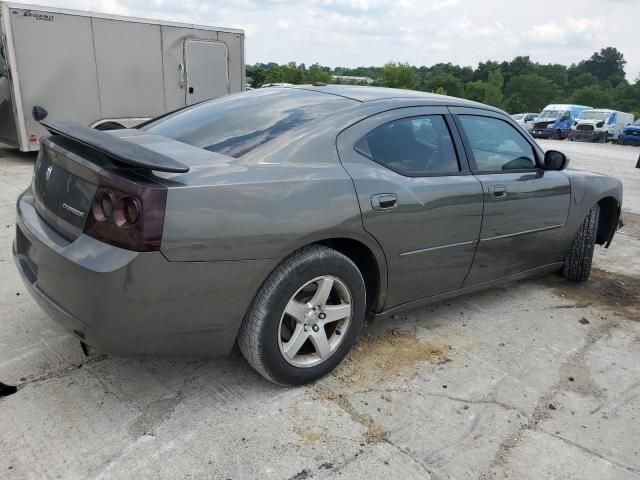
[458,115,537,172]
[143,88,355,158]
[354,116,460,176]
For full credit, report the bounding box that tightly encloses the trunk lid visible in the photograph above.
[30,124,228,244]
[32,138,101,240]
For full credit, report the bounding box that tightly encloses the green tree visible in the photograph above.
[573,47,627,86]
[305,63,331,84]
[463,69,503,108]
[463,81,488,102]
[246,63,266,88]
[265,62,305,84]
[504,74,560,112]
[422,72,463,97]
[569,73,599,90]
[570,85,613,107]
[381,62,418,89]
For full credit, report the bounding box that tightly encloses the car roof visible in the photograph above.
[283,84,487,107]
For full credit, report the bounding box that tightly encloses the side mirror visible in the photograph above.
[544,150,569,171]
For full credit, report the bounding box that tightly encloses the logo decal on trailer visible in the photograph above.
[21,10,55,22]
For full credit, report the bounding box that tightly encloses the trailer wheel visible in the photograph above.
[94,122,125,131]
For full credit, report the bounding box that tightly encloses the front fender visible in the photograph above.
[564,170,623,246]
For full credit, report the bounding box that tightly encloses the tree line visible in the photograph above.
[246,47,640,117]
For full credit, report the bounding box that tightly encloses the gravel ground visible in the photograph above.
[0,140,639,480]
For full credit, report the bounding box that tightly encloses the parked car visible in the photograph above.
[532,104,592,140]
[569,109,634,143]
[618,117,640,146]
[511,112,538,132]
[13,86,623,385]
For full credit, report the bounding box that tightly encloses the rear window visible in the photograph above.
[142,88,355,158]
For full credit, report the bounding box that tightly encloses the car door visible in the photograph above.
[337,107,483,308]
[450,107,571,286]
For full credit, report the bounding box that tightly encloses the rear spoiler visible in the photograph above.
[40,121,190,173]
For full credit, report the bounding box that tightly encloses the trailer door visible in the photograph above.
[0,19,19,147]
[184,39,229,106]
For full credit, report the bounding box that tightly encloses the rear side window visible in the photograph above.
[458,115,537,172]
[143,88,355,158]
[354,115,460,176]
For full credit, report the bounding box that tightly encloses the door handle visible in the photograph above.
[371,194,398,211]
[489,185,507,199]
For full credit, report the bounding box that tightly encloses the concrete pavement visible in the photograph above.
[0,140,639,480]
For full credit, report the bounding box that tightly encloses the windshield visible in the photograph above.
[143,88,355,158]
[538,110,562,120]
[511,114,524,121]
[578,111,610,121]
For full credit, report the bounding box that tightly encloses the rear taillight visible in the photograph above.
[84,171,167,252]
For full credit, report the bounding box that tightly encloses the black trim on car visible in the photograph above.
[41,121,190,173]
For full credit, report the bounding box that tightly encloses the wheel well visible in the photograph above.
[596,196,620,247]
[315,238,381,314]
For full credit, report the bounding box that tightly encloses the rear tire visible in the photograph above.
[238,245,366,386]
[562,205,600,282]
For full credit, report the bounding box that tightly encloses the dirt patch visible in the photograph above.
[542,268,640,321]
[292,426,328,444]
[364,423,387,442]
[331,328,452,390]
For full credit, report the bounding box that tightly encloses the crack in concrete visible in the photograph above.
[543,429,640,475]
[87,359,211,478]
[312,383,439,479]
[1,353,109,397]
[402,389,529,420]
[477,311,627,479]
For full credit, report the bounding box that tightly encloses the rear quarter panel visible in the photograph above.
[158,123,378,263]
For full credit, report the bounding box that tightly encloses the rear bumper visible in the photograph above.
[14,189,278,356]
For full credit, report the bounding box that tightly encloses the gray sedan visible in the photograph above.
[13,86,623,385]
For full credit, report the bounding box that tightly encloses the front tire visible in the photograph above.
[238,245,366,385]
[562,205,600,282]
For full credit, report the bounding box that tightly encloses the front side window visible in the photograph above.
[354,115,460,176]
[458,115,537,172]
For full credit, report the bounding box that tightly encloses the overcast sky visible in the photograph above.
[19,0,638,79]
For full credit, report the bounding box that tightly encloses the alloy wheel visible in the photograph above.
[278,276,352,368]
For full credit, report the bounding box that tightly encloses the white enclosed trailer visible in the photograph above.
[0,2,245,151]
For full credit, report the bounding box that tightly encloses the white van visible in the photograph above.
[569,109,634,143]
